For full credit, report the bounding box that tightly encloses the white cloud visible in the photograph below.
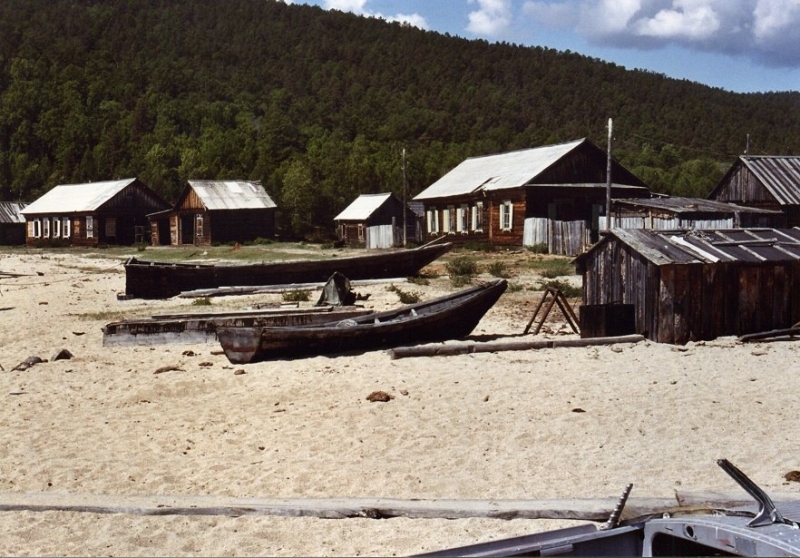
[320,0,429,29]
[467,0,513,36]
[523,0,800,66]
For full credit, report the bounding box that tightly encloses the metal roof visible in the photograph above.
[413,139,585,201]
[188,180,276,211]
[0,201,27,224]
[20,179,138,215]
[581,227,800,266]
[741,156,800,205]
[334,193,393,221]
[613,196,782,215]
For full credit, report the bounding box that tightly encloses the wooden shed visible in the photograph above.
[334,192,420,248]
[0,201,27,245]
[413,138,649,254]
[20,178,169,246]
[609,196,786,230]
[709,156,800,226]
[150,180,276,246]
[574,228,800,344]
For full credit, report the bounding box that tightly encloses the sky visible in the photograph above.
[283,0,800,94]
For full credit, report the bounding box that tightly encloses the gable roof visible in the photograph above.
[188,180,276,211]
[612,196,783,216]
[0,201,27,224]
[740,156,800,205]
[414,139,586,201]
[334,193,394,221]
[21,178,140,215]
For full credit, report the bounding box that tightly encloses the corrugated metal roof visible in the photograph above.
[334,193,392,221]
[20,179,137,215]
[586,227,800,266]
[0,201,27,224]
[189,180,276,211]
[741,156,800,205]
[613,196,782,215]
[413,139,585,201]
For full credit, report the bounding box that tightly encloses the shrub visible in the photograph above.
[537,279,581,298]
[446,256,478,286]
[282,289,311,302]
[538,260,574,279]
[191,297,212,306]
[486,260,510,278]
[406,275,430,286]
[387,284,422,304]
[526,243,549,254]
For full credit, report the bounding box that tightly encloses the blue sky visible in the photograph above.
[284,0,800,94]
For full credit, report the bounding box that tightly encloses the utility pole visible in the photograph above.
[402,148,407,247]
[606,118,613,231]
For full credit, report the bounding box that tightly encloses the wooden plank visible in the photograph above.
[388,335,644,359]
[0,492,779,521]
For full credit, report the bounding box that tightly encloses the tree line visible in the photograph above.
[1,0,799,237]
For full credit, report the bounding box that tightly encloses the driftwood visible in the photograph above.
[388,335,645,360]
[740,327,800,342]
[0,491,773,521]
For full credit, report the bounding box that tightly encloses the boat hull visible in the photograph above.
[217,279,507,363]
[123,243,452,299]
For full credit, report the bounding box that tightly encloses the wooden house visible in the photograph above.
[609,196,785,230]
[0,201,27,245]
[413,138,650,254]
[574,228,800,344]
[149,180,276,246]
[334,192,420,248]
[20,178,169,246]
[709,156,800,226]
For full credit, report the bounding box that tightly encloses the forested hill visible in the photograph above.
[2,0,800,237]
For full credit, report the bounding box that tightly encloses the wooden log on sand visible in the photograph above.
[388,334,645,360]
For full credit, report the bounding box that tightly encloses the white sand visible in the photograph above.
[1,249,799,556]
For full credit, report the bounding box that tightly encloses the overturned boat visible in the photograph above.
[123,242,452,299]
[217,279,507,363]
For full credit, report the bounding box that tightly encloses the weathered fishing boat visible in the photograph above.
[417,459,800,557]
[102,306,373,346]
[123,242,452,299]
[217,279,507,363]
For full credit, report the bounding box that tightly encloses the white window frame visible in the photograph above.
[471,201,484,232]
[43,218,50,238]
[196,214,204,237]
[52,217,60,238]
[86,215,94,239]
[457,205,469,233]
[62,217,71,239]
[443,206,453,233]
[426,209,439,234]
[500,201,514,232]
[32,219,41,238]
[357,224,364,241]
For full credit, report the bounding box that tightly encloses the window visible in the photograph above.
[457,205,468,233]
[62,217,71,239]
[426,209,439,234]
[86,216,94,238]
[105,217,116,237]
[32,219,41,238]
[471,201,484,232]
[500,201,513,231]
[357,224,364,241]
[43,218,50,238]
[443,206,453,233]
[195,214,204,237]
[52,217,60,238]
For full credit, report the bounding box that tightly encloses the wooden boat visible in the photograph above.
[123,242,452,299]
[217,279,507,363]
[417,459,800,557]
[102,306,373,346]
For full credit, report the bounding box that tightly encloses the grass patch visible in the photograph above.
[282,289,311,303]
[406,275,430,286]
[446,256,478,287]
[191,297,212,306]
[387,284,422,304]
[536,278,582,298]
[486,260,511,278]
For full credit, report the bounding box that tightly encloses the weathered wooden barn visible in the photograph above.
[334,192,420,248]
[709,156,800,226]
[413,138,650,254]
[150,180,276,246]
[608,196,786,230]
[0,201,27,245]
[574,228,800,344]
[20,178,169,246]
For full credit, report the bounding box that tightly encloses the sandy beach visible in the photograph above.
[1,248,799,556]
